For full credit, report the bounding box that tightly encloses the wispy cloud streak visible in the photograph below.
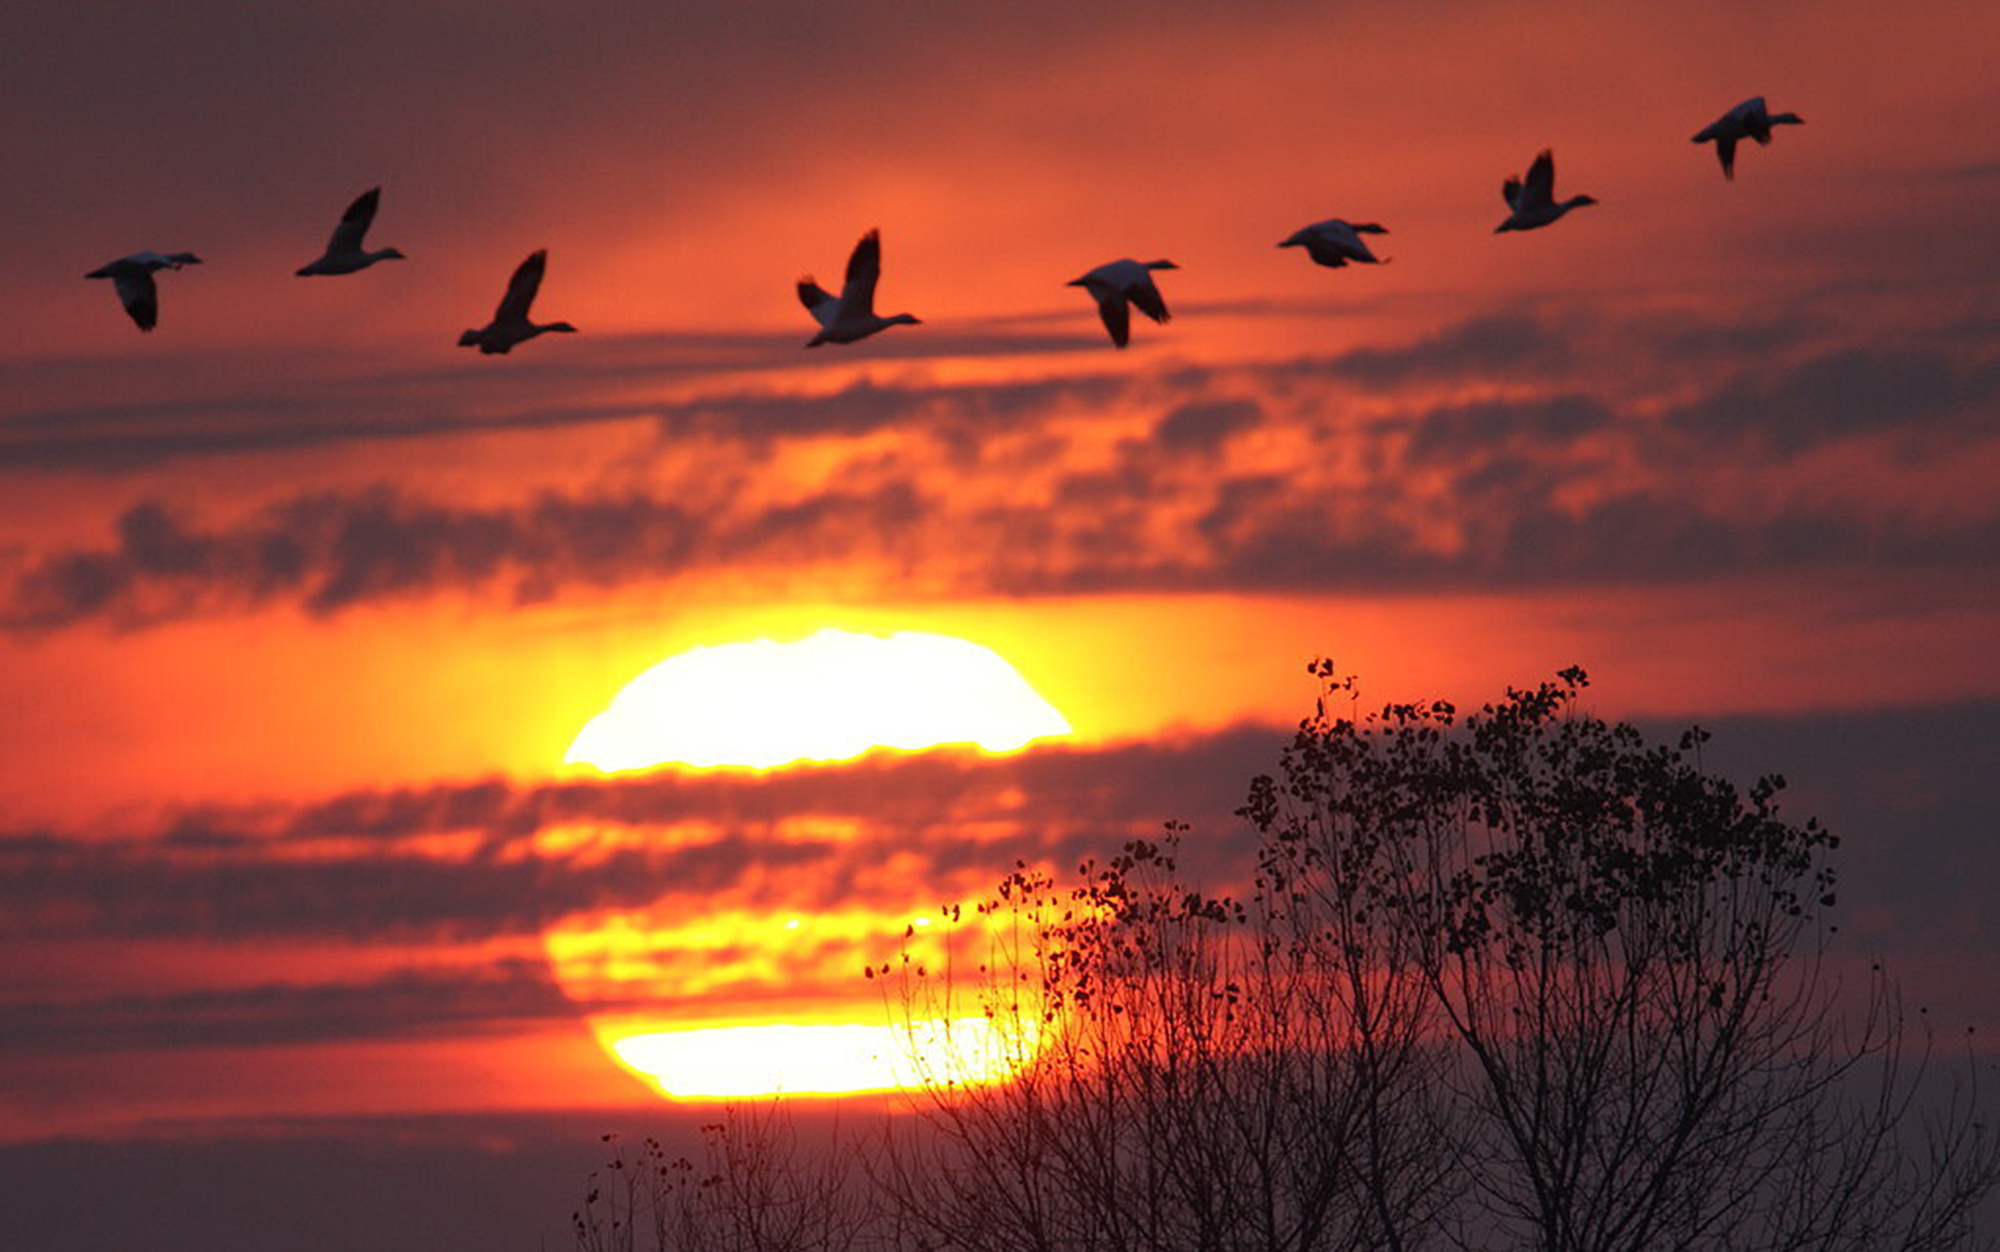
[6,309,1998,628]
[0,731,1280,945]
[2,703,1996,1059]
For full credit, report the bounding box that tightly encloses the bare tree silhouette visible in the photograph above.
[874,824,1450,1252]
[1235,663,1998,1252]
[576,665,2000,1252]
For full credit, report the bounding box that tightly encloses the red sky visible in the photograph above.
[3,3,2000,1247]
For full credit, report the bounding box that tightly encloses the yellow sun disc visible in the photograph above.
[602,1017,1039,1099]
[564,628,1072,771]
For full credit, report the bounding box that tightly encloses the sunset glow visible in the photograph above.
[544,899,1050,1100]
[543,886,1053,1100]
[602,1016,1038,1099]
[549,632,1067,1101]
[9,3,2000,1246]
[565,628,1073,771]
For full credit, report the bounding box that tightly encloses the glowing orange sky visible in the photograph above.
[8,5,1995,355]
[4,580,1998,824]
[2,0,1999,1153]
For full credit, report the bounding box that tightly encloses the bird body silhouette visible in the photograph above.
[1495,150,1597,232]
[1278,218,1389,268]
[798,229,921,347]
[457,250,577,354]
[85,251,202,332]
[1068,258,1178,348]
[1693,96,1804,180]
[296,186,406,276]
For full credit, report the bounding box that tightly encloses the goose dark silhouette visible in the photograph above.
[1278,218,1390,268]
[296,186,406,276]
[798,229,921,347]
[1067,258,1178,349]
[1495,149,1597,232]
[85,251,202,332]
[1693,97,1804,180]
[457,250,577,355]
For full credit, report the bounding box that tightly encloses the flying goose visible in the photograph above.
[84,251,202,332]
[1692,97,1804,180]
[457,250,577,355]
[296,186,406,276]
[1067,258,1178,349]
[798,229,921,346]
[1278,218,1390,268]
[1495,149,1597,233]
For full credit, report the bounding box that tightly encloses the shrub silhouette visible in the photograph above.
[573,1107,873,1252]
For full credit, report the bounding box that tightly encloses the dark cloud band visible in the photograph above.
[6,310,1998,629]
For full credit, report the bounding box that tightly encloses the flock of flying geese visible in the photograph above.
[84,96,1803,353]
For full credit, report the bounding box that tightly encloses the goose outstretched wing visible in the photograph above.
[837,230,882,320]
[327,186,381,255]
[495,250,547,323]
[113,270,160,331]
[797,277,838,327]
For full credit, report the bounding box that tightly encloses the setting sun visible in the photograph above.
[598,1017,1037,1099]
[565,628,1072,771]
[548,629,1069,1101]
[544,899,1054,1101]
